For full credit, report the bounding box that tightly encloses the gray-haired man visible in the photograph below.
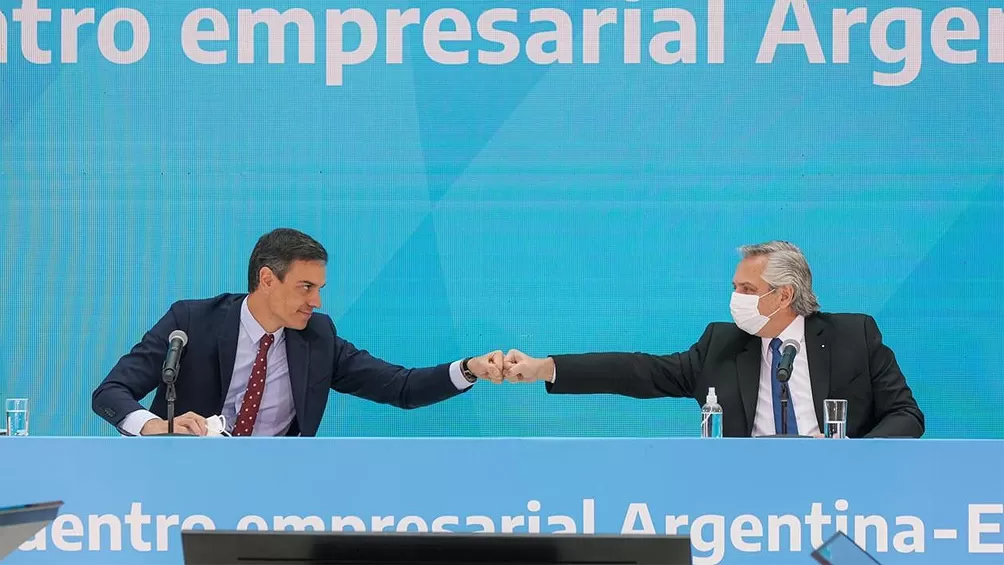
[503,241,924,438]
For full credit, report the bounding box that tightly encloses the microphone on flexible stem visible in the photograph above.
[162,330,188,435]
[776,339,799,435]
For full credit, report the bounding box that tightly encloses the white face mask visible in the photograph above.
[730,289,780,335]
[206,415,230,437]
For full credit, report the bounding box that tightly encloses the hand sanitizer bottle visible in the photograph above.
[701,387,723,438]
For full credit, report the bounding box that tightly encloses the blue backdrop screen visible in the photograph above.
[1,0,1001,438]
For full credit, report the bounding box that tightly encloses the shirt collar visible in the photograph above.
[241,296,285,347]
[761,314,805,357]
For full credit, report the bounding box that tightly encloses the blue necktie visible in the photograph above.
[770,338,798,435]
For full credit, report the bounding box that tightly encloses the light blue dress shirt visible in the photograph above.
[219,297,295,435]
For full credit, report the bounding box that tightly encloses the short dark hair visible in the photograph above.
[247,228,328,292]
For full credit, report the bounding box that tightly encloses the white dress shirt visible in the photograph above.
[752,315,820,437]
[119,297,473,436]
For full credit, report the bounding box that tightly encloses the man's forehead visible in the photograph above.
[287,260,327,282]
[734,256,766,283]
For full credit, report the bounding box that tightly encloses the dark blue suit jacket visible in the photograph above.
[92,293,467,436]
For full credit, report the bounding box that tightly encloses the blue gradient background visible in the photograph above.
[0,0,1001,438]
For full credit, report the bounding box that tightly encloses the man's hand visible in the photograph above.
[139,412,208,436]
[467,350,506,383]
[503,349,555,383]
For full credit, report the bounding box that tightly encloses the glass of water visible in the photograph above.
[824,399,847,439]
[5,398,28,437]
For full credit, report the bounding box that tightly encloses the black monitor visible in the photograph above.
[0,500,63,561]
[181,531,692,565]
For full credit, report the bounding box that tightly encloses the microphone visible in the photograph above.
[161,330,188,384]
[775,338,799,436]
[162,330,187,436]
[776,339,800,383]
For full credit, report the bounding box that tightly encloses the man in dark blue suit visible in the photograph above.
[92,228,504,436]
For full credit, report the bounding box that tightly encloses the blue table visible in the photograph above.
[0,438,1001,565]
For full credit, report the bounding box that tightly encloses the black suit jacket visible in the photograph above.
[92,293,468,436]
[546,313,924,438]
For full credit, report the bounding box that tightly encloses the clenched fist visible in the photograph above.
[503,349,555,383]
[466,350,506,383]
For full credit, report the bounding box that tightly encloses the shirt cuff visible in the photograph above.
[449,360,475,390]
[118,409,160,436]
[550,365,557,383]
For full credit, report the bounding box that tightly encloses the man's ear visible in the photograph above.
[258,266,275,291]
[780,285,795,308]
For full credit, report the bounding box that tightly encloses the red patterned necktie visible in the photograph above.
[232,333,275,436]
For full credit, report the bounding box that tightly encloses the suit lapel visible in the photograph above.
[285,330,309,427]
[217,299,242,409]
[735,336,761,436]
[805,315,830,430]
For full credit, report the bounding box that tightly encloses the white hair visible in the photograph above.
[738,241,820,316]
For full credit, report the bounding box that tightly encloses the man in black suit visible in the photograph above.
[502,241,924,438]
[92,228,505,436]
